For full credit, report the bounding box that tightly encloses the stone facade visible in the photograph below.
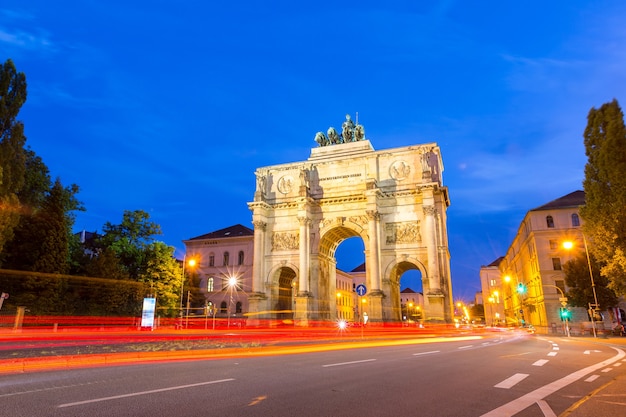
[482,190,626,335]
[248,135,453,324]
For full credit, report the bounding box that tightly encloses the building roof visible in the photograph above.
[188,224,254,240]
[401,287,417,293]
[485,256,504,267]
[351,262,366,272]
[530,190,585,211]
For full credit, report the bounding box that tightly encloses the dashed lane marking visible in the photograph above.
[58,378,235,408]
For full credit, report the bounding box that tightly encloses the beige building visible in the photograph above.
[183,224,255,323]
[479,190,622,334]
[184,224,368,324]
[479,257,506,326]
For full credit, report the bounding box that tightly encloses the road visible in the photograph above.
[1,331,624,416]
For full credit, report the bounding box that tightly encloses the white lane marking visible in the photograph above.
[552,347,560,351]
[585,375,600,382]
[413,350,440,356]
[547,352,558,357]
[537,399,557,417]
[601,368,612,373]
[458,345,473,349]
[481,347,625,417]
[58,379,235,408]
[533,359,549,367]
[494,373,529,389]
[322,359,376,368]
[614,362,622,367]
[482,342,491,345]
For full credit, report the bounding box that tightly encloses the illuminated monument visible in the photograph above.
[247,115,453,323]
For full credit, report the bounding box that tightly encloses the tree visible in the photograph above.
[99,210,162,280]
[562,254,619,311]
[580,99,626,295]
[142,241,183,318]
[0,59,27,256]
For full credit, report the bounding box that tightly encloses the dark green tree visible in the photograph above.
[0,59,27,256]
[99,210,162,280]
[580,99,626,295]
[563,254,619,309]
[143,241,184,318]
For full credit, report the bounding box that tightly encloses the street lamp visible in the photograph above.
[227,276,238,329]
[563,236,600,338]
[180,255,197,329]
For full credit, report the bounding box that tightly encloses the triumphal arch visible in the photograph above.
[247,115,454,323]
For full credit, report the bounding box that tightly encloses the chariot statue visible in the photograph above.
[313,114,367,147]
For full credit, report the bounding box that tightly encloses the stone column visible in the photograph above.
[297,216,310,294]
[252,220,266,293]
[423,205,440,293]
[366,210,381,292]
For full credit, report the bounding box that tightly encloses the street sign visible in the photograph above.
[355,284,367,297]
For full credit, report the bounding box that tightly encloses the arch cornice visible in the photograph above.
[265,262,299,285]
[383,255,428,280]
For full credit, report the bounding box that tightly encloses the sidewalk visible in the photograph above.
[561,335,626,417]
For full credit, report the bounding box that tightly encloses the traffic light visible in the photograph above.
[559,308,571,321]
[516,283,526,294]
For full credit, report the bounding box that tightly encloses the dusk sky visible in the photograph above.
[2,1,626,301]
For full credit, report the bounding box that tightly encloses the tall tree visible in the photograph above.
[562,254,618,310]
[0,59,27,256]
[98,210,162,280]
[143,241,184,318]
[580,99,626,295]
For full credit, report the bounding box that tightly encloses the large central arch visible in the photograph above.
[247,120,454,324]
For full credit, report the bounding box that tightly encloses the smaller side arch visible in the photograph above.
[384,256,428,283]
[265,262,299,320]
[383,257,428,322]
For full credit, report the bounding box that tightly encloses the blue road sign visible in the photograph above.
[356,284,367,296]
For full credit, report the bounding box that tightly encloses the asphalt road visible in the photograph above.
[1,332,624,416]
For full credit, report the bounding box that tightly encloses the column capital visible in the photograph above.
[297,216,312,226]
[423,205,437,216]
[366,210,380,221]
[252,220,266,231]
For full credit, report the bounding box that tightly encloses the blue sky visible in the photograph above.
[2,1,625,301]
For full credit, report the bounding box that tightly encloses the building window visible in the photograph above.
[207,277,214,292]
[238,251,244,265]
[223,251,229,266]
[490,279,496,287]
[209,254,215,267]
[552,258,562,270]
[546,216,555,228]
[572,213,580,227]
[236,302,242,313]
[549,240,557,250]
[220,301,227,313]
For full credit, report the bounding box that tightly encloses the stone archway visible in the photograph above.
[247,116,454,324]
[385,259,427,322]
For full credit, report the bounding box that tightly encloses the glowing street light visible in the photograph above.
[563,236,600,338]
[227,275,238,329]
[179,255,197,329]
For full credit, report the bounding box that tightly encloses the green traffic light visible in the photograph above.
[517,283,526,294]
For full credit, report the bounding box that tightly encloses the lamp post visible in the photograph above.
[227,276,238,329]
[563,236,599,338]
[179,255,197,330]
[543,284,570,337]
